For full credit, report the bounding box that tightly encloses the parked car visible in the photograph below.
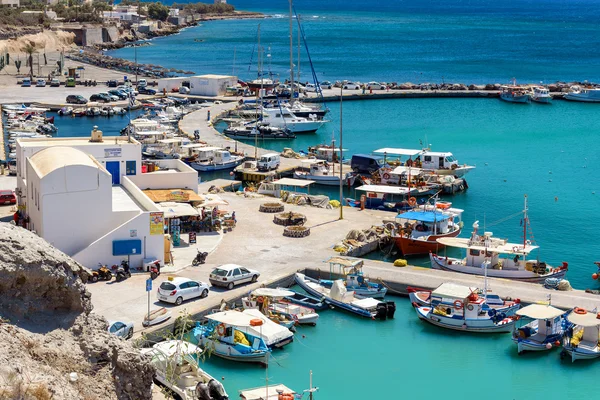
[66,77,76,87]
[7,160,16,176]
[138,87,157,95]
[343,81,361,90]
[157,277,209,305]
[320,81,333,89]
[90,93,112,103]
[0,190,16,205]
[117,85,138,95]
[108,89,127,100]
[50,78,61,87]
[21,78,31,87]
[36,78,46,87]
[209,264,260,290]
[107,79,118,87]
[99,92,119,101]
[137,78,148,88]
[107,321,134,339]
[367,81,385,90]
[66,94,88,104]
[305,83,318,92]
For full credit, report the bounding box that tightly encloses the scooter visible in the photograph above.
[115,260,131,282]
[192,249,208,266]
[148,259,161,280]
[90,264,112,282]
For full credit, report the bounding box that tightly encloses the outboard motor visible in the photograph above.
[195,382,212,400]
[376,302,388,321]
[386,301,396,319]
[208,379,229,400]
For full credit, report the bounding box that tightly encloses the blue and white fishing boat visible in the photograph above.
[317,257,387,299]
[191,311,270,365]
[564,86,600,102]
[412,282,520,333]
[512,304,568,354]
[499,85,530,103]
[294,272,396,320]
[278,288,328,311]
[561,308,600,362]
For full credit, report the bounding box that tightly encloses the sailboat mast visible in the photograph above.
[523,194,528,248]
[255,24,262,160]
[297,24,301,89]
[309,370,313,400]
[289,0,295,104]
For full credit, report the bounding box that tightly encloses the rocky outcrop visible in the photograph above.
[0,224,154,400]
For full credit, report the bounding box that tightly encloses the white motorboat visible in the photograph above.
[192,311,271,365]
[240,384,296,400]
[373,147,475,178]
[293,159,345,186]
[140,340,228,400]
[242,288,319,326]
[530,86,552,103]
[261,107,326,134]
[512,304,567,354]
[499,86,530,103]
[187,147,244,171]
[316,257,387,299]
[561,308,600,362]
[564,86,600,102]
[431,196,569,283]
[412,283,519,333]
[142,307,172,327]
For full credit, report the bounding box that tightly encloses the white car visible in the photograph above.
[108,320,134,339]
[157,277,209,305]
[305,83,318,92]
[343,81,361,90]
[36,79,46,87]
[320,81,333,89]
[209,264,260,290]
[367,81,385,90]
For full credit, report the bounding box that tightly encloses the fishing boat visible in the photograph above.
[191,311,270,365]
[188,147,244,171]
[512,304,568,354]
[499,85,530,103]
[563,86,600,102]
[561,308,600,362]
[408,284,521,314]
[530,86,552,103]
[140,340,228,400]
[393,207,463,256]
[294,272,396,320]
[243,288,320,326]
[142,307,172,327]
[279,288,328,311]
[411,283,519,333]
[370,165,443,196]
[241,309,295,347]
[223,124,296,140]
[345,185,413,212]
[317,257,387,299]
[293,159,346,186]
[430,196,569,283]
[373,148,475,178]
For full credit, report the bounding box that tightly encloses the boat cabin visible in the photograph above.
[308,146,347,162]
[430,282,482,318]
[201,312,269,352]
[352,184,411,210]
[374,147,465,172]
[257,177,315,198]
[395,210,454,237]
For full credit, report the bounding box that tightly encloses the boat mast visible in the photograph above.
[289,0,295,104]
[523,194,528,248]
[339,86,343,220]
[297,24,301,90]
[256,24,262,160]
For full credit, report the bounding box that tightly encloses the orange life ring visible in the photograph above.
[408,197,417,207]
[250,318,263,327]
[382,172,391,180]
[574,307,587,315]
[216,323,226,336]
[454,300,463,309]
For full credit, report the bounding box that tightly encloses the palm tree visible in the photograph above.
[22,43,35,79]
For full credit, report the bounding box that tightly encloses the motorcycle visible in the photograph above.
[147,259,161,280]
[90,264,113,282]
[192,250,208,266]
[115,260,131,282]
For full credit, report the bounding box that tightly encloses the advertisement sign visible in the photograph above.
[150,212,164,235]
[167,190,190,202]
[189,232,196,244]
[104,148,122,158]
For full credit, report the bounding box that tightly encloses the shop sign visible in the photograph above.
[149,212,164,235]
[130,229,137,237]
[189,232,196,244]
[104,148,122,158]
[167,190,190,202]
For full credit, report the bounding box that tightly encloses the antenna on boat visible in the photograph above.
[523,194,528,249]
[303,370,319,400]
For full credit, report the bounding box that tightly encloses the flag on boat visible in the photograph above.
[128,91,136,108]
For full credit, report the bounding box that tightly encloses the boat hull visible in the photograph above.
[293,171,340,186]
[512,337,558,353]
[500,94,530,103]
[429,253,568,283]
[395,228,461,256]
[190,159,243,171]
[415,306,515,333]
[531,96,552,104]
[563,345,600,362]
[564,94,600,103]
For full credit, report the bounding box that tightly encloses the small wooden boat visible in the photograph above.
[317,257,387,299]
[143,307,172,327]
[279,288,328,311]
[242,288,319,327]
[561,308,600,362]
[512,304,568,354]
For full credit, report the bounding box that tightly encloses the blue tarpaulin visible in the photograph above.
[396,210,450,222]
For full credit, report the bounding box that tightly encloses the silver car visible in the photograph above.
[209,264,260,290]
[108,320,134,339]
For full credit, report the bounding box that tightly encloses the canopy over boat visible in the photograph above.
[157,138,185,144]
[436,237,539,255]
[252,288,295,298]
[516,304,563,320]
[206,310,257,327]
[374,148,421,157]
[355,185,411,195]
[396,210,450,223]
[181,143,210,149]
[567,311,600,327]
[391,165,424,175]
[240,384,296,400]
[272,178,315,187]
[242,309,295,345]
[326,256,363,268]
[153,340,202,357]
[431,282,475,301]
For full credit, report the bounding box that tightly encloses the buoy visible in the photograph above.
[302,334,306,339]
[554,340,561,347]
[546,343,553,350]
[222,376,225,380]
[554,197,558,202]
[229,171,234,176]
[592,273,598,280]
[69,372,78,382]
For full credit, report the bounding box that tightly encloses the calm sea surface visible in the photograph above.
[62,2,600,396]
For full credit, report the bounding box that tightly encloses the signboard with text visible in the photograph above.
[150,212,164,235]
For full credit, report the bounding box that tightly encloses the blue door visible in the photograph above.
[106,161,120,185]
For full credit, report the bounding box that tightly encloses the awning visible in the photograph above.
[567,310,600,327]
[392,166,424,175]
[516,304,564,320]
[326,256,363,268]
[431,282,475,300]
[272,178,315,187]
[240,385,296,400]
[396,210,450,223]
[436,237,539,254]
[355,185,410,195]
[206,310,257,327]
[251,288,295,298]
[197,194,229,208]
[143,189,204,203]
[374,148,422,157]
[157,202,199,218]
[158,138,185,144]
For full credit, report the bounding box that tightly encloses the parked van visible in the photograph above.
[21,78,31,87]
[257,153,280,171]
[66,77,76,87]
[350,154,382,174]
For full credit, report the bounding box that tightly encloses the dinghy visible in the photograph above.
[143,307,172,327]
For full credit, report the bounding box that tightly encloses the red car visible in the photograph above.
[0,190,16,205]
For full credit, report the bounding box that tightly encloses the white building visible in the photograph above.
[157,74,237,97]
[15,130,168,270]
[1,0,20,7]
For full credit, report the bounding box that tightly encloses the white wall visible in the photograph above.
[72,212,165,269]
[189,75,237,96]
[121,177,161,212]
[128,160,198,193]
[158,78,187,93]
